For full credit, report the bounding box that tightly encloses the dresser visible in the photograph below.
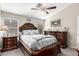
[44,31,67,48]
[2,36,18,51]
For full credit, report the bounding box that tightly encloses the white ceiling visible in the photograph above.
[1,3,71,20]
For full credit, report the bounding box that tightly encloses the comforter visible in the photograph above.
[20,35,57,50]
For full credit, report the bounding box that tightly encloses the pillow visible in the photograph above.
[22,30,39,35]
[29,30,39,35]
[22,30,30,35]
[33,30,39,35]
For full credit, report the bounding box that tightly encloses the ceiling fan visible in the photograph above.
[31,3,56,14]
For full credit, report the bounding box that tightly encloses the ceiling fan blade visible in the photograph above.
[31,8,39,10]
[36,3,42,7]
[46,6,56,9]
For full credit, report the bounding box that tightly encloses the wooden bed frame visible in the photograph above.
[19,23,61,56]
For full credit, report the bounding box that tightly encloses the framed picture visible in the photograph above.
[51,19,61,27]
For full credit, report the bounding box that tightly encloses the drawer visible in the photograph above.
[6,41,16,45]
[7,44,16,48]
[3,37,17,40]
[57,33,63,35]
[5,41,16,44]
[50,33,56,35]
[4,39,17,42]
[48,33,56,36]
[57,36,63,39]
[3,43,17,48]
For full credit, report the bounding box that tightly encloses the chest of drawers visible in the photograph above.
[44,31,67,48]
[2,36,18,51]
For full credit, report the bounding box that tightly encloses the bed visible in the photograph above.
[19,23,61,56]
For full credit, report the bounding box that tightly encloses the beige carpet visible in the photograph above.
[57,48,78,56]
[1,48,24,56]
[0,48,78,56]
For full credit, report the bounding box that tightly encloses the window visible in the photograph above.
[4,19,18,36]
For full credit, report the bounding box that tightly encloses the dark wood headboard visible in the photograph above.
[19,23,37,31]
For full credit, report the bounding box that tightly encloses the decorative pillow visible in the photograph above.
[33,30,39,35]
[22,30,30,35]
[22,30,39,35]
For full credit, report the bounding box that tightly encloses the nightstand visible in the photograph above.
[2,36,18,51]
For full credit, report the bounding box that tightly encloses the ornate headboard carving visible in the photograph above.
[19,23,37,31]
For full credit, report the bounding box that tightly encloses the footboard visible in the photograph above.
[19,41,61,56]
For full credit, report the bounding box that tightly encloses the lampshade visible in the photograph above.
[0,25,8,31]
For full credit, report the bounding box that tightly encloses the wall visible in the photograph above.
[1,11,45,30]
[45,4,79,48]
[0,4,1,25]
[0,4,2,48]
